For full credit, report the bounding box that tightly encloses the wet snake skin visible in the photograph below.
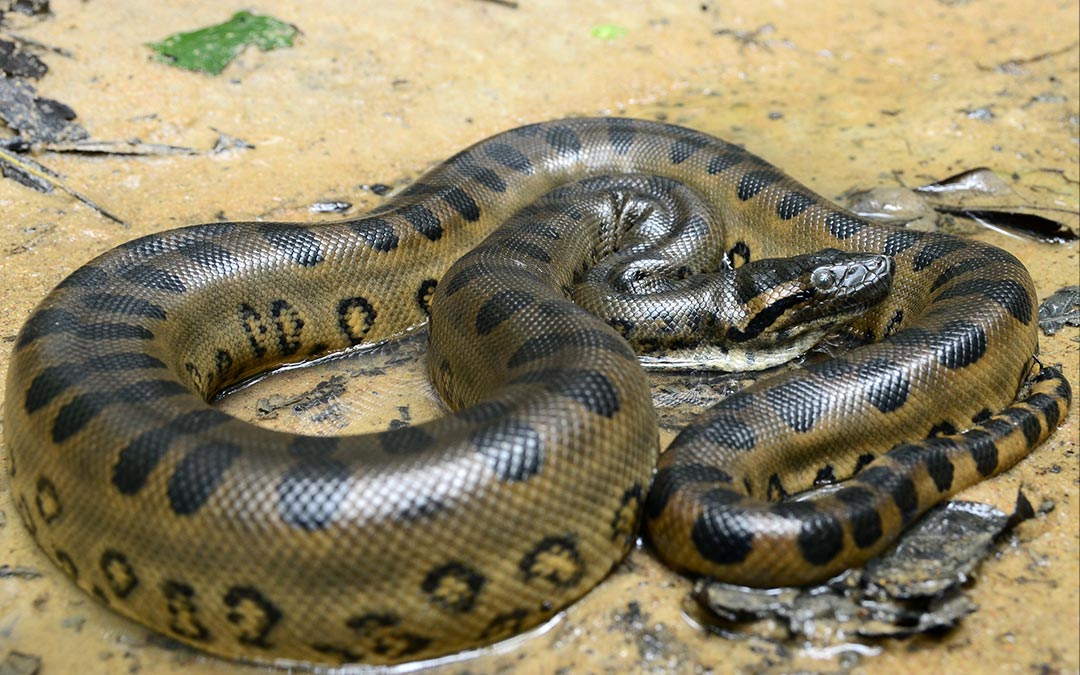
[5,118,1071,665]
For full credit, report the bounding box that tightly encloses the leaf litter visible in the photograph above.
[0,9,297,224]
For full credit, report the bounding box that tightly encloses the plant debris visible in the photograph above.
[862,498,1029,598]
[914,166,1010,194]
[364,183,393,196]
[650,370,751,431]
[256,375,347,419]
[846,167,1078,243]
[0,564,41,579]
[946,208,1078,243]
[0,9,258,224]
[846,185,937,227]
[0,75,85,143]
[977,41,1079,75]
[713,23,779,52]
[0,146,125,223]
[693,493,1038,644]
[41,139,197,156]
[0,651,41,675]
[210,127,254,154]
[591,24,628,40]
[148,11,299,75]
[0,17,128,222]
[0,38,47,77]
[310,200,352,214]
[6,0,49,17]
[1039,286,1080,335]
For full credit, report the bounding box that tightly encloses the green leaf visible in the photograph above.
[590,24,628,40]
[147,11,298,75]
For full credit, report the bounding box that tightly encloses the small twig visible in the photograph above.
[0,31,75,58]
[1032,167,1080,186]
[474,0,519,7]
[41,139,198,156]
[0,145,126,225]
[713,23,776,52]
[978,41,1079,73]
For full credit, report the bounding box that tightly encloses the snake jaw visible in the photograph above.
[724,249,895,347]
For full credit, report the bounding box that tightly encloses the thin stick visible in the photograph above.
[0,146,126,226]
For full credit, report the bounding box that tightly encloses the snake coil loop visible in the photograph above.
[5,118,1070,665]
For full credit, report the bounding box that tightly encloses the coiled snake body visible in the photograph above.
[5,118,1070,665]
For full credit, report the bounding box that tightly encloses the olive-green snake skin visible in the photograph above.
[5,118,1070,665]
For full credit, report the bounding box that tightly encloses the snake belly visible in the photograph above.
[4,118,1071,665]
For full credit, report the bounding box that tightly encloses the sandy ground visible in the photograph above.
[0,1,1077,674]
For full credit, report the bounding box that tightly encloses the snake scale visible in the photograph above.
[5,118,1070,665]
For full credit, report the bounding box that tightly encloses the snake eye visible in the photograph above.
[811,268,836,290]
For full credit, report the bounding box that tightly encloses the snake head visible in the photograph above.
[727,248,893,346]
[805,248,894,306]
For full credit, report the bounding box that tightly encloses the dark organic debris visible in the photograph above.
[0,141,55,189]
[255,374,347,419]
[609,601,689,671]
[0,75,86,143]
[365,183,393,196]
[8,0,49,17]
[310,200,352,214]
[0,38,131,222]
[0,564,42,579]
[1039,286,1080,335]
[694,584,800,624]
[1023,92,1068,109]
[45,139,197,156]
[694,495,1037,644]
[978,41,1079,75]
[0,38,47,78]
[713,23,778,51]
[846,168,1077,242]
[0,146,125,224]
[650,372,749,431]
[0,19,250,224]
[0,651,42,675]
[847,186,937,227]
[863,500,1014,598]
[210,127,254,154]
[914,167,1010,194]
[943,207,1078,244]
[915,169,1077,242]
[959,105,995,121]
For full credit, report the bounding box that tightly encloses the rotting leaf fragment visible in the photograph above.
[949,208,1078,244]
[147,11,299,76]
[914,167,1010,195]
[0,76,86,143]
[1039,286,1080,335]
[693,496,1038,644]
[913,168,1078,243]
[0,650,42,675]
[0,39,48,78]
[847,168,1078,242]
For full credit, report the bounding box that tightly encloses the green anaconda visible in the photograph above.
[5,118,1071,665]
